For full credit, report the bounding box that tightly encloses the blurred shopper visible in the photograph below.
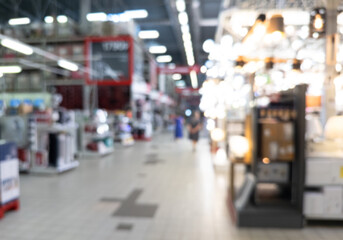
[174,114,184,140]
[187,111,202,151]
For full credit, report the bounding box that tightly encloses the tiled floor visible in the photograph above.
[1,133,343,239]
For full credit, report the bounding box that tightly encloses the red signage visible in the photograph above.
[158,65,200,75]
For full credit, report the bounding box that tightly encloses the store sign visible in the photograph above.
[158,65,200,75]
[85,36,133,85]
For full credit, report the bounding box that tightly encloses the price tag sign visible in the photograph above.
[85,36,134,86]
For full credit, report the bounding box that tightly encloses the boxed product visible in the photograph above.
[32,150,48,167]
[257,162,289,183]
[323,186,343,214]
[0,142,19,204]
[304,192,324,215]
[306,158,343,185]
[18,103,33,115]
[261,122,294,161]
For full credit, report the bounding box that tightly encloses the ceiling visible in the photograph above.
[0,0,223,66]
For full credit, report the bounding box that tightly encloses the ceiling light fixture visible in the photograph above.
[57,15,68,23]
[190,70,198,88]
[124,9,148,19]
[149,45,167,54]
[44,16,54,24]
[176,0,186,12]
[178,12,188,25]
[0,66,22,74]
[87,12,107,22]
[58,59,79,72]
[1,38,33,55]
[156,55,172,63]
[139,30,159,39]
[172,74,182,80]
[9,17,30,25]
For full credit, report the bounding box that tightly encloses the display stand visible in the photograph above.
[79,120,114,157]
[230,84,307,228]
[0,142,20,219]
[31,123,79,174]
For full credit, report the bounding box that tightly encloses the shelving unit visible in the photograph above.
[31,122,79,174]
[0,142,20,219]
[232,84,307,228]
[304,155,343,220]
[79,120,114,157]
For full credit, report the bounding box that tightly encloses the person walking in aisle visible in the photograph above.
[187,111,202,151]
[174,113,184,140]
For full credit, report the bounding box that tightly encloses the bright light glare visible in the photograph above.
[178,12,188,25]
[124,9,148,19]
[87,12,107,22]
[206,119,215,131]
[172,74,182,80]
[58,59,79,72]
[44,16,54,24]
[0,66,22,74]
[57,15,68,23]
[1,38,34,55]
[9,17,30,25]
[149,45,167,54]
[138,30,159,39]
[190,70,198,88]
[229,136,249,158]
[176,0,186,12]
[185,109,192,117]
[202,39,215,53]
[200,66,207,74]
[211,128,225,142]
[156,55,172,63]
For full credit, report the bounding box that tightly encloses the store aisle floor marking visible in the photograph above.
[101,189,158,218]
[116,223,133,231]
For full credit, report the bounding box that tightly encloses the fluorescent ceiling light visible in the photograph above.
[182,33,191,42]
[156,55,172,63]
[57,15,68,23]
[178,12,188,25]
[0,66,22,74]
[181,24,190,34]
[172,74,182,80]
[139,30,159,39]
[190,70,198,88]
[87,12,107,22]
[149,45,167,54]
[58,59,79,72]
[124,9,148,19]
[1,38,33,55]
[176,0,186,12]
[9,17,30,25]
[44,16,54,24]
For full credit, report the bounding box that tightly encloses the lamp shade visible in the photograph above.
[267,14,284,34]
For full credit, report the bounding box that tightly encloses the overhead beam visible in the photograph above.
[138,19,171,26]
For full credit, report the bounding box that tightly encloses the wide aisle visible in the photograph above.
[0,134,341,240]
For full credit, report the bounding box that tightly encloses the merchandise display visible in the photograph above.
[0,141,20,219]
[78,109,114,157]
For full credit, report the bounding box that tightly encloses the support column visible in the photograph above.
[79,0,91,35]
[321,1,339,125]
